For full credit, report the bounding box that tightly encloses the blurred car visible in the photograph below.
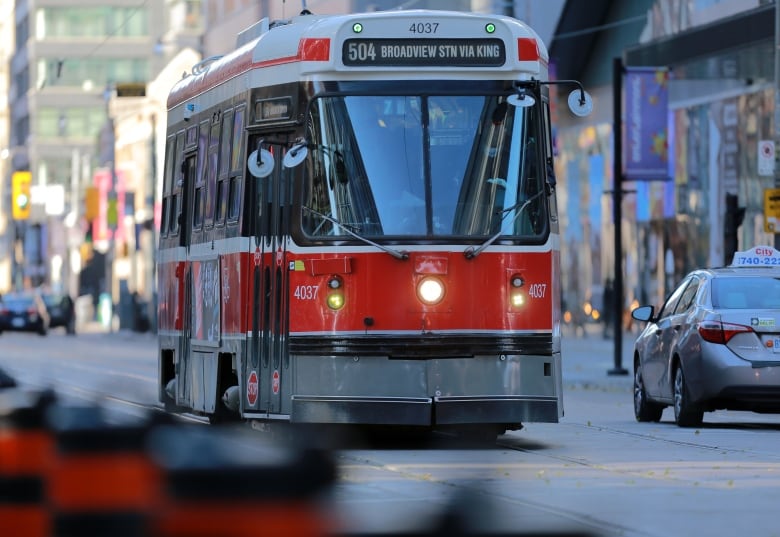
[42,293,76,334]
[0,291,50,336]
[631,245,780,427]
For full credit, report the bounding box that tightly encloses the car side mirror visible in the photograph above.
[631,305,655,323]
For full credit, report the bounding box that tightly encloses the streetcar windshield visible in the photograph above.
[299,94,545,239]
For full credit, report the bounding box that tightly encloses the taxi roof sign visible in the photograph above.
[729,246,780,267]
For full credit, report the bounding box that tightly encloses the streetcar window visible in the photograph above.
[193,187,203,229]
[193,121,209,228]
[161,135,176,236]
[219,110,233,177]
[205,122,220,226]
[160,197,169,236]
[193,121,208,230]
[169,193,178,233]
[228,177,240,221]
[163,135,176,196]
[216,178,227,224]
[171,131,185,235]
[299,93,545,240]
[227,107,245,224]
[216,110,233,225]
[231,107,245,172]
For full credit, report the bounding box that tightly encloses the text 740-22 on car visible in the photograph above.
[631,246,780,427]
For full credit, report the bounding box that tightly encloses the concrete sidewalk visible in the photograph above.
[561,322,635,393]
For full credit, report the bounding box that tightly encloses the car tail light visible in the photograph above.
[698,321,753,344]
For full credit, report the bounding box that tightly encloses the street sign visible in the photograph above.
[764,188,780,233]
[758,140,775,176]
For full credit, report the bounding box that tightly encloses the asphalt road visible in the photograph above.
[2,324,780,536]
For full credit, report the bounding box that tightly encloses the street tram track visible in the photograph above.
[547,421,780,459]
[335,447,654,537]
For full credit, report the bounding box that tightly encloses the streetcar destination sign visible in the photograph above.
[342,38,506,67]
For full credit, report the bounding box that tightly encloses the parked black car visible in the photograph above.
[0,292,50,335]
[42,293,76,335]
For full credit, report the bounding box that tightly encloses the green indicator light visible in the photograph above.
[485,23,496,34]
[353,22,363,33]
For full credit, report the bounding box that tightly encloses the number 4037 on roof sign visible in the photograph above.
[730,246,780,267]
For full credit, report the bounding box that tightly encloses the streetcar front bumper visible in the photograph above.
[290,394,560,426]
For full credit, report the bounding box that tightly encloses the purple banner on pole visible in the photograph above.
[624,67,670,181]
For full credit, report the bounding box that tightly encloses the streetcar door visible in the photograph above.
[247,137,269,414]
[267,143,291,416]
[177,148,197,404]
[247,137,290,416]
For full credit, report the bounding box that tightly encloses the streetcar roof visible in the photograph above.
[167,10,548,111]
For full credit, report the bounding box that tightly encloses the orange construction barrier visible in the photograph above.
[0,390,56,537]
[47,405,162,537]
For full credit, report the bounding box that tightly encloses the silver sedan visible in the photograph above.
[631,247,780,427]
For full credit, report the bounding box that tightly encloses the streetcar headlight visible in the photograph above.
[326,276,345,310]
[510,273,525,308]
[417,277,445,305]
[327,292,345,310]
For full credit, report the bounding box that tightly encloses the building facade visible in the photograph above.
[550,0,774,330]
[4,0,202,322]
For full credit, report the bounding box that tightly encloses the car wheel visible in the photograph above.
[673,365,703,427]
[634,360,663,422]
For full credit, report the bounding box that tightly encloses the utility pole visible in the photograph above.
[610,57,628,376]
[104,84,117,332]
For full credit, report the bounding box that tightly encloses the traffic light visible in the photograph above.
[11,171,31,220]
[724,193,746,265]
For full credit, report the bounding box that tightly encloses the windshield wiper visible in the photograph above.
[463,189,546,260]
[302,206,409,260]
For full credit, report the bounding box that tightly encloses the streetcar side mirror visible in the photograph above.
[247,148,274,178]
[283,141,308,168]
[248,139,275,178]
[567,89,593,117]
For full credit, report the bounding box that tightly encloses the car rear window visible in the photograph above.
[3,296,34,309]
[712,277,780,309]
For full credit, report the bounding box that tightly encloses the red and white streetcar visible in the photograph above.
[157,8,591,439]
